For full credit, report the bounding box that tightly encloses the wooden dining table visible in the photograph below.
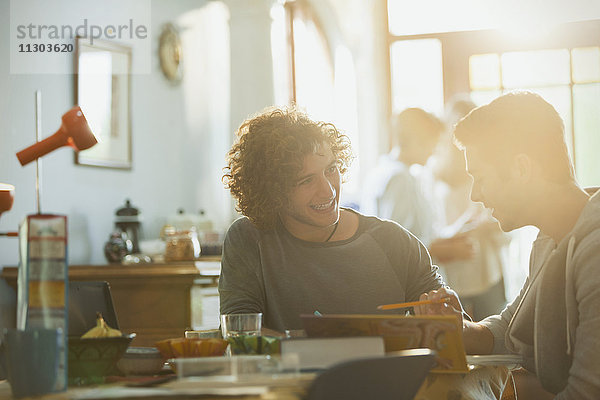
[0,364,515,400]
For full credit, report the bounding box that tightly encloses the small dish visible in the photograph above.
[168,355,281,378]
[466,354,524,369]
[117,347,165,376]
[184,329,222,339]
[155,338,228,359]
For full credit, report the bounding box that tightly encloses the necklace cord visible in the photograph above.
[325,221,339,242]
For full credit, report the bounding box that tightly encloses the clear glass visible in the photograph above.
[220,313,262,339]
[164,229,201,261]
[390,39,444,115]
[572,47,600,83]
[573,83,600,187]
[501,49,570,88]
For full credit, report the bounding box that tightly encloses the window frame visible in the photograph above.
[385,18,600,166]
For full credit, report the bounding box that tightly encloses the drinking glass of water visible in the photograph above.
[220,313,262,339]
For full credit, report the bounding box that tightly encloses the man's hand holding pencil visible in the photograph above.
[413,287,466,321]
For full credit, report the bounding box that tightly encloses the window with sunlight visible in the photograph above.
[387,0,600,301]
[271,2,360,203]
[389,39,444,116]
[469,47,600,188]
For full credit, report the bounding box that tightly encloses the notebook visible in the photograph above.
[301,313,469,373]
[280,336,385,371]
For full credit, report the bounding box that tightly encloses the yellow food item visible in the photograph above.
[81,312,122,338]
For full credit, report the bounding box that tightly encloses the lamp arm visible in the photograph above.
[16,126,69,166]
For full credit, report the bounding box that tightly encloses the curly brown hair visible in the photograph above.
[223,106,353,230]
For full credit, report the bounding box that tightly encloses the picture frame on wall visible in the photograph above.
[74,37,132,169]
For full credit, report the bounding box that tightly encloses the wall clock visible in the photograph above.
[158,23,183,83]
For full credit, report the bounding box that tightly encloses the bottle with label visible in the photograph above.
[17,214,68,393]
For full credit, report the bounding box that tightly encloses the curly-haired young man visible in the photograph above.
[219,106,445,332]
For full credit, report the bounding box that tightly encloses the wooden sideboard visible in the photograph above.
[1,257,221,347]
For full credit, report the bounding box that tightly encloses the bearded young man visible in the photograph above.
[418,92,600,399]
[220,106,446,333]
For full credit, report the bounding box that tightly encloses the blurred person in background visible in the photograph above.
[428,97,509,320]
[361,108,445,246]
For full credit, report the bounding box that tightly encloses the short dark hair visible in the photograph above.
[223,106,353,230]
[453,91,574,183]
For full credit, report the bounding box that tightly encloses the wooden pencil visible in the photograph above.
[377,297,451,310]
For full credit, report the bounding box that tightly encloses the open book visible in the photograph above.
[301,314,469,373]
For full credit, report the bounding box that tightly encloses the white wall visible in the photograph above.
[0,0,237,267]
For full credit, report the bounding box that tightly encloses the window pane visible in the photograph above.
[390,39,443,115]
[469,54,500,90]
[573,83,600,186]
[387,0,497,35]
[333,45,360,197]
[270,3,291,106]
[502,49,570,88]
[572,47,600,83]
[388,0,600,36]
[470,90,501,106]
[293,17,334,120]
[514,86,574,162]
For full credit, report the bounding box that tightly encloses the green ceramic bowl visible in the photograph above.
[68,334,136,385]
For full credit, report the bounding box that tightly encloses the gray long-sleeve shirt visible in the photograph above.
[480,189,600,398]
[219,209,444,332]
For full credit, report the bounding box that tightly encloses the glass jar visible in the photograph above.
[164,229,201,261]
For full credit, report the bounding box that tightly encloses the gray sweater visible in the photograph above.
[481,189,600,398]
[219,209,444,332]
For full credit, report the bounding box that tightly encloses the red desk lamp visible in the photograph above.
[0,184,16,237]
[13,91,97,214]
[16,106,97,166]
[0,183,14,217]
[2,92,96,231]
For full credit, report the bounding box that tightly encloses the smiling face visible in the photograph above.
[279,145,341,240]
[465,148,524,232]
